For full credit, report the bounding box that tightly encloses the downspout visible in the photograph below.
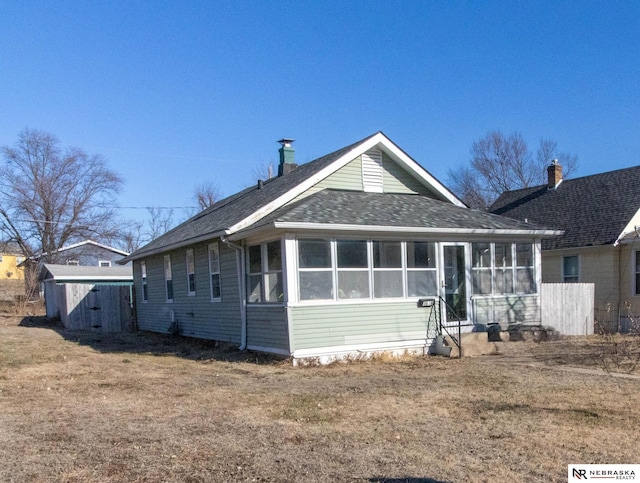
[222,237,247,350]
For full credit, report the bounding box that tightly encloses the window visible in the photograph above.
[635,252,640,295]
[563,255,579,283]
[298,239,333,300]
[472,243,492,295]
[373,241,403,298]
[406,241,437,296]
[208,243,221,301]
[186,249,196,295]
[494,243,514,294]
[99,260,111,267]
[141,261,148,302]
[516,243,535,293]
[337,240,369,299]
[67,260,80,266]
[164,254,173,302]
[248,241,283,303]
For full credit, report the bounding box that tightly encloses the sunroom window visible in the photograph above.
[373,241,403,298]
[516,243,535,294]
[298,239,333,300]
[472,243,492,295]
[406,242,437,297]
[494,243,514,294]
[337,240,369,299]
[248,241,283,303]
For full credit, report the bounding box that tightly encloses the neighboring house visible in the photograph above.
[491,162,640,329]
[120,132,559,362]
[39,264,134,332]
[0,242,25,280]
[38,240,131,267]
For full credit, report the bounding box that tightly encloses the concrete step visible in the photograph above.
[443,331,498,358]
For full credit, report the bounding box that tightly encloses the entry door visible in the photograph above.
[441,244,468,323]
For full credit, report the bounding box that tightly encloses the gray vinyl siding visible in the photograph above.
[133,240,242,343]
[290,302,439,351]
[246,305,289,352]
[472,295,541,328]
[382,152,437,197]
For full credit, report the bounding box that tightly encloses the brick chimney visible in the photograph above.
[547,159,562,189]
[277,138,297,176]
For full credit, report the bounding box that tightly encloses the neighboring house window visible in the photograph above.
[248,241,283,303]
[141,261,148,302]
[406,241,437,297]
[563,255,579,283]
[516,243,535,293]
[494,243,514,294]
[16,257,23,264]
[0,255,3,262]
[67,260,80,266]
[164,254,173,302]
[99,261,111,267]
[208,243,221,301]
[472,243,492,295]
[337,240,370,299]
[186,248,196,295]
[298,239,333,300]
[373,241,403,298]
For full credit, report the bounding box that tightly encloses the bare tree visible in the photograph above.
[447,131,579,209]
[193,181,221,211]
[249,160,275,185]
[0,129,123,264]
[118,207,176,253]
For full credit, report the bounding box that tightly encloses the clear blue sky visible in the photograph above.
[1,1,639,223]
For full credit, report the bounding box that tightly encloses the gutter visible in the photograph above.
[222,237,247,350]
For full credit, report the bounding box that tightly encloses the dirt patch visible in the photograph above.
[1,316,639,482]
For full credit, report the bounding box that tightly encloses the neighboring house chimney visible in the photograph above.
[547,159,562,189]
[277,138,297,176]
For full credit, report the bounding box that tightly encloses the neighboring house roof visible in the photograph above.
[236,190,552,239]
[39,264,133,283]
[122,132,558,263]
[490,165,640,250]
[0,241,24,256]
[53,240,130,257]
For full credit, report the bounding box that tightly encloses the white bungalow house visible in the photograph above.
[119,132,560,362]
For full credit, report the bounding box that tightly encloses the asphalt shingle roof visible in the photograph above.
[248,189,547,232]
[490,166,640,250]
[127,134,377,258]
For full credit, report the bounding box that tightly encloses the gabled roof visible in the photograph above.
[55,240,130,257]
[235,190,557,239]
[490,166,640,250]
[39,263,133,283]
[122,132,467,262]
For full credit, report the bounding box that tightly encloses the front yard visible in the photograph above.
[0,315,638,482]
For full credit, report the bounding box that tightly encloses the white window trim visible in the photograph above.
[141,260,148,303]
[164,254,173,303]
[98,260,111,267]
[186,248,196,296]
[208,243,221,302]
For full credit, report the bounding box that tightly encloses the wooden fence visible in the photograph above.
[57,284,133,332]
[541,283,594,335]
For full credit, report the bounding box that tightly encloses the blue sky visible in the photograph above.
[1,1,639,223]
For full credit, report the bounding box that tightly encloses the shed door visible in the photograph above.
[441,244,468,324]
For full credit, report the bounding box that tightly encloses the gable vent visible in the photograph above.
[362,149,383,193]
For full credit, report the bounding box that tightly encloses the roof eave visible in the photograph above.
[230,221,563,240]
[118,229,229,263]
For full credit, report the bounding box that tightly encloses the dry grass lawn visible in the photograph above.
[1,315,639,482]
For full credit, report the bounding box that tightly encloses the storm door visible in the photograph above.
[441,244,469,323]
